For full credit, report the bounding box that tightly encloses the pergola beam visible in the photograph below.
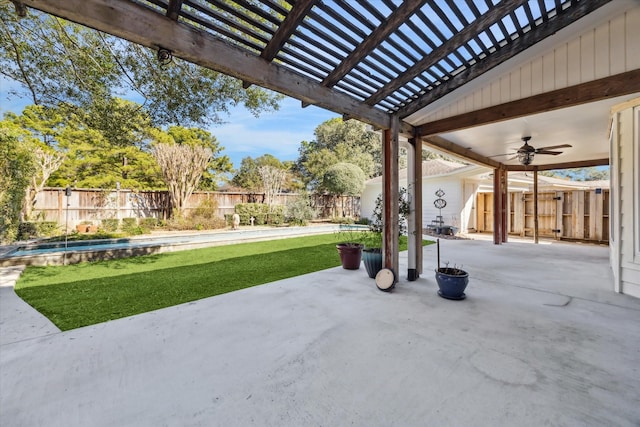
[260,0,316,62]
[21,0,392,130]
[506,158,609,172]
[165,0,183,21]
[421,135,503,169]
[415,70,640,136]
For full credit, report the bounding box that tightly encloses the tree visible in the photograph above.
[296,118,379,189]
[0,4,282,127]
[232,154,282,192]
[161,126,232,190]
[322,162,366,217]
[23,146,65,220]
[152,143,212,218]
[230,154,301,193]
[0,122,34,242]
[258,165,286,209]
[540,167,609,181]
[5,102,164,190]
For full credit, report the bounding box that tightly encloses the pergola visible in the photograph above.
[12,0,640,281]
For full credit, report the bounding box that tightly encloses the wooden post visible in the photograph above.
[407,137,422,280]
[493,168,502,244]
[383,117,400,277]
[414,138,423,275]
[501,168,508,243]
[534,168,539,244]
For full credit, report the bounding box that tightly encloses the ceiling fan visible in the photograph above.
[491,136,572,165]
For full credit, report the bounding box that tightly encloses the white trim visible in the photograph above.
[634,106,640,261]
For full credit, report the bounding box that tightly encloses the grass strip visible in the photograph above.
[16,234,431,330]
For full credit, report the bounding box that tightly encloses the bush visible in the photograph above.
[17,222,38,240]
[101,218,119,232]
[286,195,316,226]
[121,218,141,235]
[139,217,159,229]
[235,203,284,226]
[188,198,226,230]
[36,221,60,237]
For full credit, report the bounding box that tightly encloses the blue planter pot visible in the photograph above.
[435,267,469,300]
[362,248,382,278]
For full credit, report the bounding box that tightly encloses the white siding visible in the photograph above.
[420,7,640,123]
[611,101,640,298]
[362,176,466,231]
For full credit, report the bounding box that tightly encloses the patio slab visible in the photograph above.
[1,238,639,426]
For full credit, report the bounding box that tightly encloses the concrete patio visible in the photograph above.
[1,237,639,426]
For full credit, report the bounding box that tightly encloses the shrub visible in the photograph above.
[188,198,226,230]
[286,195,316,226]
[121,218,140,235]
[36,221,60,237]
[139,217,159,229]
[234,203,284,226]
[101,219,119,232]
[16,222,38,240]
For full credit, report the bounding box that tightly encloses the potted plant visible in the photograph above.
[434,238,469,300]
[361,231,383,278]
[361,188,411,278]
[335,224,365,270]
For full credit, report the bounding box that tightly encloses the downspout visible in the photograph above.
[383,117,400,279]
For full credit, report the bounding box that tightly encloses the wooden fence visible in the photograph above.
[476,189,609,243]
[33,188,361,226]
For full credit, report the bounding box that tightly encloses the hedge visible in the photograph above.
[234,203,284,225]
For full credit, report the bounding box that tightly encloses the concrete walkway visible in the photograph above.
[1,238,640,426]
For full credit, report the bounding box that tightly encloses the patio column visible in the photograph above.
[493,168,502,244]
[501,168,508,243]
[383,117,400,278]
[407,137,423,281]
[533,168,539,244]
[493,168,508,244]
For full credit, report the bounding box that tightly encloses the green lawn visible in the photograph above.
[16,234,432,330]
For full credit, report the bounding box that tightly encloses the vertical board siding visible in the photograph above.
[419,7,639,123]
[627,8,640,70]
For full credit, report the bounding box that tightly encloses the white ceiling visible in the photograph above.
[438,94,639,167]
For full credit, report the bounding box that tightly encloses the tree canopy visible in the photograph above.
[296,118,380,189]
[322,163,366,196]
[0,4,282,128]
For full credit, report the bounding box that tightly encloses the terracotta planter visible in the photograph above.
[336,243,363,270]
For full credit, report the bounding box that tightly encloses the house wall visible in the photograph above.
[362,176,464,231]
[611,101,640,298]
[417,5,640,122]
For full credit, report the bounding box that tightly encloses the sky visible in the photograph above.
[0,75,339,170]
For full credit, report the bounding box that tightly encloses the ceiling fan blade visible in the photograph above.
[536,150,563,155]
[488,153,513,158]
[537,144,572,151]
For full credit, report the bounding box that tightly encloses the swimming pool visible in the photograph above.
[0,224,363,266]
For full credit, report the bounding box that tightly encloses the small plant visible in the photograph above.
[335,224,366,247]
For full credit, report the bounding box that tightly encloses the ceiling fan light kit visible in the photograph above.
[493,136,572,165]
